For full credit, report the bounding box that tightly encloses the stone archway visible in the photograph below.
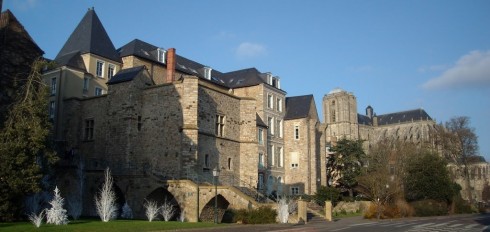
[199,194,230,222]
[113,184,126,218]
[146,187,181,221]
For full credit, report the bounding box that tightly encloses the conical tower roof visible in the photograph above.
[55,8,120,63]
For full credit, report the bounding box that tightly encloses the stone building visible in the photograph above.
[322,88,436,151]
[0,9,44,125]
[284,95,326,195]
[45,8,323,220]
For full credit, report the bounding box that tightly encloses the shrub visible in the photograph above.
[314,186,341,206]
[231,206,277,224]
[453,197,473,214]
[363,200,414,219]
[410,200,448,217]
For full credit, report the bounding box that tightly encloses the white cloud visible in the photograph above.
[235,42,267,58]
[422,50,490,90]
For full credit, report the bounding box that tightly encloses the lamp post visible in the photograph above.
[212,167,220,224]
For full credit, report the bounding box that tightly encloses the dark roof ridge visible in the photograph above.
[107,65,146,85]
[376,108,428,117]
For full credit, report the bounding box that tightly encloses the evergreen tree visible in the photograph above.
[46,186,69,225]
[404,152,456,202]
[328,138,366,197]
[0,59,57,221]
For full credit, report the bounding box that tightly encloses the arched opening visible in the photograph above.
[113,184,126,218]
[146,187,181,221]
[199,194,230,223]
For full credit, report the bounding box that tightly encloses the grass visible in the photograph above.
[0,220,223,232]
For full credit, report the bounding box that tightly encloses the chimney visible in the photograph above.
[166,48,176,83]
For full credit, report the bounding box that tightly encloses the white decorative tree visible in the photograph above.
[179,210,185,222]
[276,196,290,224]
[160,197,175,221]
[46,186,69,225]
[121,202,133,219]
[95,168,117,222]
[28,210,45,228]
[144,200,160,222]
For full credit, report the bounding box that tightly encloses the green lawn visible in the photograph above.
[0,220,224,232]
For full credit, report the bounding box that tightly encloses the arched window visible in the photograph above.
[228,158,232,170]
[331,100,336,122]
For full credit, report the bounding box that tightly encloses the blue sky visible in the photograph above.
[4,0,490,159]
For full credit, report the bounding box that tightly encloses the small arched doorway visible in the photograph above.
[146,187,181,221]
[200,194,230,222]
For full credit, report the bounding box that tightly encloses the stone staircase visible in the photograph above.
[307,211,325,223]
[306,201,326,223]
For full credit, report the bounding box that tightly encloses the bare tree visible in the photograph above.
[436,116,479,204]
[160,197,175,221]
[95,168,117,222]
[357,140,407,219]
[144,200,160,222]
[46,186,69,225]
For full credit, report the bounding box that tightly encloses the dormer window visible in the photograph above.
[272,76,280,89]
[266,72,273,85]
[157,48,166,63]
[203,67,212,80]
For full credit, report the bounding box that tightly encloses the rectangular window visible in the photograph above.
[294,125,300,140]
[84,119,94,140]
[137,116,142,131]
[291,187,299,195]
[108,64,115,79]
[258,128,264,145]
[291,152,299,168]
[95,87,103,96]
[278,120,283,138]
[278,147,283,167]
[49,101,55,119]
[96,60,105,77]
[258,173,264,190]
[268,145,274,167]
[267,94,273,109]
[51,78,56,95]
[268,117,274,135]
[216,115,225,137]
[83,77,89,91]
[277,98,282,112]
[259,153,264,168]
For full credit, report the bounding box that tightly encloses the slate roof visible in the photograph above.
[107,66,145,85]
[55,8,121,63]
[376,108,432,126]
[284,95,314,120]
[117,39,227,86]
[0,10,43,54]
[218,68,267,88]
[54,51,86,71]
[256,114,268,128]
[357,114,372,126]
[117,39,284,90]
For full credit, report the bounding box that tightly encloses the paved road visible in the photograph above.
[182,214,490,232]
